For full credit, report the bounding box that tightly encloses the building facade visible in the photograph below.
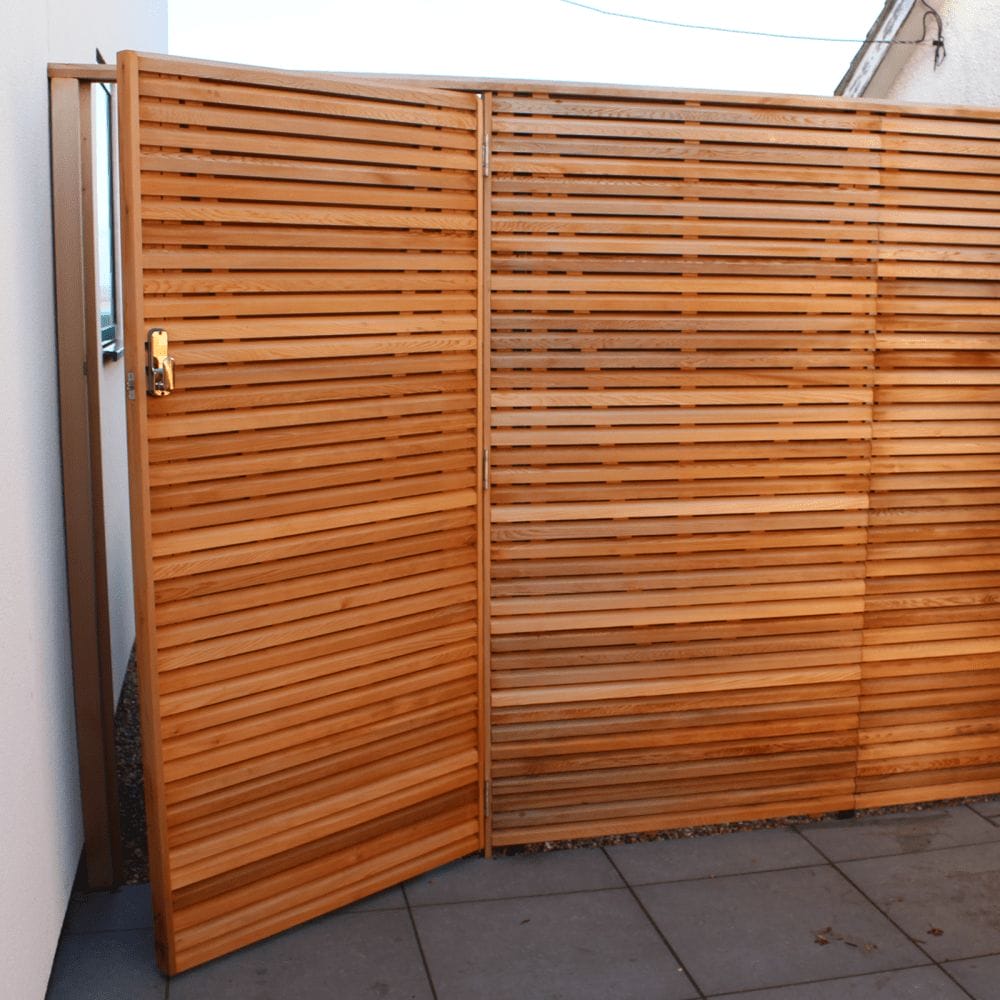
[838,0,1000,106]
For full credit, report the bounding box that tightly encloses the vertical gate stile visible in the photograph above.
[478,90,495,856]
[115,50,177,973]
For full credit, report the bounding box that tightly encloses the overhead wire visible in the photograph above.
[557,0,945,62]
[917,2,947,68]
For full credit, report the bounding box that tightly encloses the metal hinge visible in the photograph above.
[126,371,136,401]
[482,448,490,491]
[482,133,490,177]
[484,780,492,817]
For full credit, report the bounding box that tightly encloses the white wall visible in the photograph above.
[883,0,1000,107]
[101,340,136,701]
[0,2,165,998]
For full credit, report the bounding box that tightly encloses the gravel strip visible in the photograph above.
[114,657,148,885]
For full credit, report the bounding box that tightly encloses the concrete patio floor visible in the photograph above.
[47,798,1000,999]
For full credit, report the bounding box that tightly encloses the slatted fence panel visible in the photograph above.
[860,106,1000,807]
[118,56,1000,959]
[119,54,482,973]
[487,91,878,844]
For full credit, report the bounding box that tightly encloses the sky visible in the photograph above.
[167,0,891,97]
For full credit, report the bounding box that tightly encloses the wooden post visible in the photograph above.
[49,72,123,890]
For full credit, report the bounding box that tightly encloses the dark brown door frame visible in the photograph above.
[49,63,124,891]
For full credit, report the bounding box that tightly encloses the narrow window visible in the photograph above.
[93,82,122,361]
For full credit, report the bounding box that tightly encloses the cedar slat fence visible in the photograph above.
[117,53,1000,971]
[483,86,1000,844]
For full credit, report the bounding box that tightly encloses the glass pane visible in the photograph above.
[93,84,117,341]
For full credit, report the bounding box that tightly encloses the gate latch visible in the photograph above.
[146,328,175,397]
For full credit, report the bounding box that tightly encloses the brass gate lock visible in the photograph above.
[146,328,175,397]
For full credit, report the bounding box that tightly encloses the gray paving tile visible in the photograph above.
[45,928,165,1000]
[637,865,927,996]
[709,965,970,999]
[841,841,1000,962]
[607,828,824,885]
[968,797,1000,821]
[341,884,407,912]
[412,888,696,1000]
[64,883,153,934]
[797,806,1000,862]
[943,953,1000,1000]
[169,908,433,1000]
[405,847,622,905]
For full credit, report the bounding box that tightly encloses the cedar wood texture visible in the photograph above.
[119,53,484,974]
[485,87,1000,840]
[118,52,1000,972]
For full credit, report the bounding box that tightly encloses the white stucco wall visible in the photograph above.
[882,0,1000,107]
[0,2,165,998]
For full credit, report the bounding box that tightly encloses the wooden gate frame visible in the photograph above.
[49,63,125,892]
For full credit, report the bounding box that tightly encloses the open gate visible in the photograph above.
[118,52,485,974]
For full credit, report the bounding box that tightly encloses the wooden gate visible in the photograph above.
[118,53,484,974]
